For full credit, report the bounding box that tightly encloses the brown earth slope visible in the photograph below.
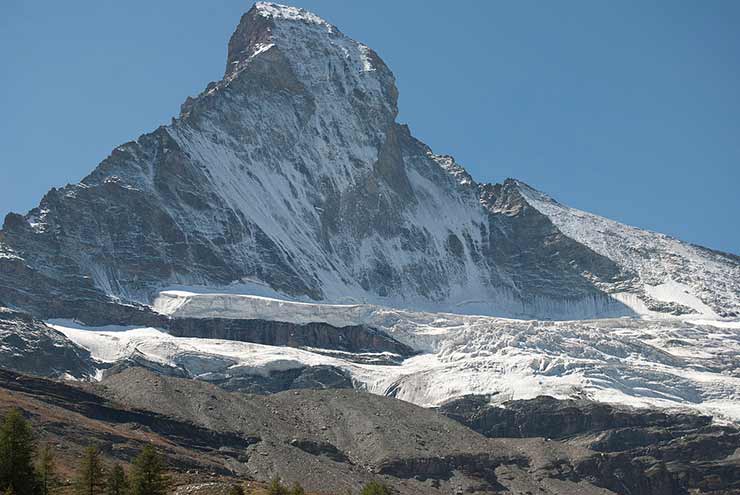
[3,367,737,494]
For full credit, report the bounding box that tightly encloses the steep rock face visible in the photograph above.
[439,395,740,495]
[437,395,713,439]
[0,2,737,322]
[167,317,414,355]
[0,307,95,379]
[102,359,355,395]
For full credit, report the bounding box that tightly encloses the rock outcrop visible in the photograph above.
[167,317,414,356]
[439,395,740,495]
[0,307,95,379]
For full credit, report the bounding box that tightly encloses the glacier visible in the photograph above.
[49,290,740,423]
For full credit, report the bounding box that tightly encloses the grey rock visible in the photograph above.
[0,306,95,379]
[438,394,740,494]
[166,317,414,356]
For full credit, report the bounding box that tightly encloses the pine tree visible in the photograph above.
[74,447,106,495]
[0,409,37,495]
[128,446,169,495]
[105,465,127,495]
[36,444,56,495]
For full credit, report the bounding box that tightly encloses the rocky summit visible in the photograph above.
[1,3,739,494]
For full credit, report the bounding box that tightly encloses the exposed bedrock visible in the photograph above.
[437,395,713,439]
[166,317,415,356]
[0,307,96,379]
[439,395,740,494]
[104,358,354,395]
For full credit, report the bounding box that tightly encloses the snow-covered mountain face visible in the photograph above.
[517,183,740,318]
[0,2,737,322]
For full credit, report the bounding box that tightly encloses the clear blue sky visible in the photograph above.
[2,1,738,254]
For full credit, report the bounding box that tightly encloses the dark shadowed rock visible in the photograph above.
[0,307,96,379]
[167,317,414,356]
[438,394,740,494]
[437,395,712,439]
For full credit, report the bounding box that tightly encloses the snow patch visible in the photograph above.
[645,280,717,317]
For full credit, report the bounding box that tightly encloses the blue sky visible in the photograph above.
[1,1,738,254]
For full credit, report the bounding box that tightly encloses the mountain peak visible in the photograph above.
[1,2,737,325]
[254,2,333,28]
[223,2,396,114]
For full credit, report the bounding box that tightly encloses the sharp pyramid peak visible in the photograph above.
[221,2,397,116]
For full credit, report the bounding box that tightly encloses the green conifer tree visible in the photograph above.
[36,444,56,495]
[0,409,37,495]
[105,465,127,495]
[74,447,106,495]
[128,446,169,495]
[289,482,305,495]
[226,485,244,495]
[267,477,288,495]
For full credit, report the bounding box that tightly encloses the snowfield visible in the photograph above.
[51,291,740,423]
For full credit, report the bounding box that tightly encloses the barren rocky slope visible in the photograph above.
[3,367,737,494]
